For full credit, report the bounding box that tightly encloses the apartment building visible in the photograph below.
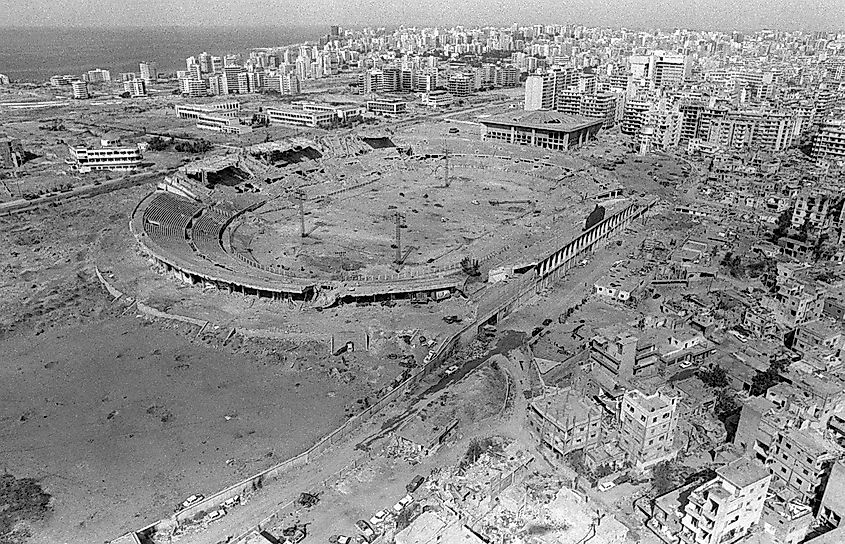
[589,327,661,383]
[618,388,680,470]
[706,111,797,152]
[812,121,845,164]
[679,457,771,544]
[447,74,473,97]
[123,79,147,98]
[71,80,91,100]
[139,62,157,82]
[768,428,841,510]
[179,78,207,98]
[526,387,603,459]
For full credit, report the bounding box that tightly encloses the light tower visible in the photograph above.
[394,212,403,264]
[296,189,306,238]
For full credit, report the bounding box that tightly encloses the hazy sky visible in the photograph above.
[1,0,843,30]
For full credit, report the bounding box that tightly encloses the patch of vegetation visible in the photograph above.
[696,364,728,389]
[0,473,52,544]
[146,136,171,152]
[174,139,212,154]
[750,357,790,396]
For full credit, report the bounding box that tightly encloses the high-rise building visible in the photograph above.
[812,121,845,164]
[524,74,554,110]
[447,74,473,97]
[84,69,111,83]
[187,63,202,81]
[199,52,212,74]
[139,62,157,83]
[179,78,207,98]
[123,79,147,98]
[618,388,680,470]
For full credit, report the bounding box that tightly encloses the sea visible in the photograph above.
[0,26,324,82]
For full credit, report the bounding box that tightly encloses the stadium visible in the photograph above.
[130,120,638,309]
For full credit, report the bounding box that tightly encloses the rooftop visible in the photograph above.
[530,387,600,427]
[480,109,604,132]
[716,456,770,489]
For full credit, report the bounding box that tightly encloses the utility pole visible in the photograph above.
[394,212,402,264]
[297,189,306,238]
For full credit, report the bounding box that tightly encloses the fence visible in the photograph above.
[123,198,656,544]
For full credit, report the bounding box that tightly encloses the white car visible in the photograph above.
[392,494,413,513]
[221,495,240,509]
[180,494,204,509]
[205,509,226,522]
[445,365,459,376]
[679,360,693,369]
[370,509,390,527]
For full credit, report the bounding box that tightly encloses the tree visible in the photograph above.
[652,461,679,495]
[714,388,740,421]
[697,364,729,389]
[750,357,790,396]
[771,209,793,242]
[147,136,169,152]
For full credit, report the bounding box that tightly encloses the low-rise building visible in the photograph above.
[526,387,603,459]
[366,98,407,116]
[480,109,603,151]
[0,134,24,169]
[67,144,143,173]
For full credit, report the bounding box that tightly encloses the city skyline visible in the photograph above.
[2,0,844,31]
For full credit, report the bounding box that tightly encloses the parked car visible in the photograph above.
[331,536,352,544]
[597,481,617,492]
[355,520,376,541]
[282,524,307,544]
[180,494,204,509]
[393,494,413,513]
[444,365,459,376]
[407,475,425,493]
[220,495,240,509]
[679,360,694,369]
[370,509,390,527]
[205,509,226,522]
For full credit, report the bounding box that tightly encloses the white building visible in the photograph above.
[71,81,91,99]
[179,78,207,98]
[266,107,336,128]
[680,457,771,544]
[67,144,143,173]
[84,69,111,83]
[139,62,157,82]
[123,79,147,98]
